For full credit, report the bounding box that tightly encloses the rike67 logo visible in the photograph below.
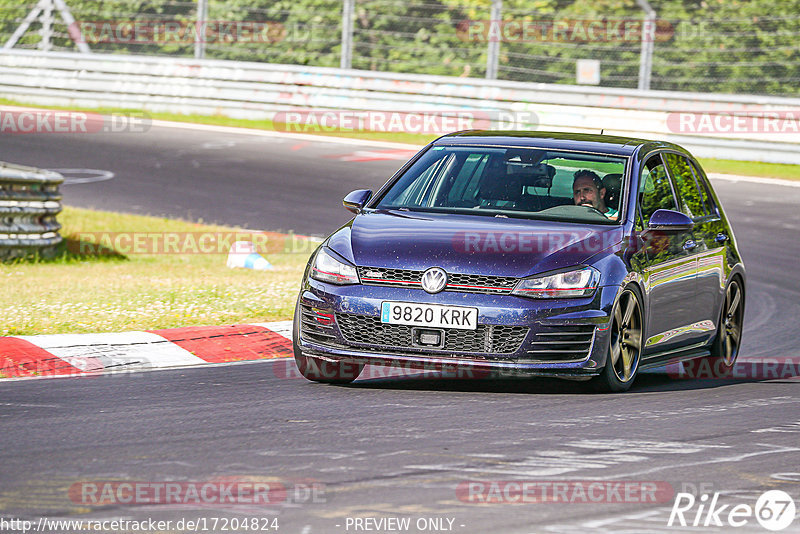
[668,490,796,531]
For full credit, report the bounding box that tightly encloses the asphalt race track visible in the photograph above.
[0,123,411,236]
[1,123,800,533]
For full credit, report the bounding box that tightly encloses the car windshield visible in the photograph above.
[374,145,627,224]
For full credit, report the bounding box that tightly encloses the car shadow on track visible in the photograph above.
[336,367,798,394]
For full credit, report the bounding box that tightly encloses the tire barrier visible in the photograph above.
[0,161,63,261]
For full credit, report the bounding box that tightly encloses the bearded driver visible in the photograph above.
[572,170,618,220]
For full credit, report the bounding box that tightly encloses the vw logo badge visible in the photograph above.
[421,267,447,294]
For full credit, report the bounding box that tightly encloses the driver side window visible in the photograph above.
[639,154,677,227]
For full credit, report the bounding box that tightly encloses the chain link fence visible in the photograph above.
[1,0,799,96]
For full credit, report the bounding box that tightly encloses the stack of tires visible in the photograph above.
[0,162,63,261]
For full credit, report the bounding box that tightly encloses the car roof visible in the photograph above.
[432,130,686,157]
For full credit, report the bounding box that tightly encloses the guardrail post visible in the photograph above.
[485,0,502,80]
[0,162,64,261]
[636,0,656,91]
[340,0,355,69]
[39,0,53,52]
[195,0,208,59]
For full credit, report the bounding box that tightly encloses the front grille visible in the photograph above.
[519,324,596,362]
[335,313,528,356]
[448,273,518,294]
[357,267,517,295]
[359,267,420,285]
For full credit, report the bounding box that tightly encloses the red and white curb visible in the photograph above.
[0,321,293,380]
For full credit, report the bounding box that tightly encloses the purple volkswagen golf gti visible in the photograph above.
[292,131,745,392]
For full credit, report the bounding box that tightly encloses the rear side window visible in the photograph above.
[664,153,711,219]
[639,154,677,226]
[688,160,718,216]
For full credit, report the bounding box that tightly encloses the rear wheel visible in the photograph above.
[593,286,643,393]
[706,277,744,378]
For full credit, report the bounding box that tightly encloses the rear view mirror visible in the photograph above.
[515,163,555,189]
[343,189,372,214]
[647,209,694,231]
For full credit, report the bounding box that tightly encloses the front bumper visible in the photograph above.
[295,279,620,377]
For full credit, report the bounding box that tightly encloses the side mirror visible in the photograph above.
[647,209,694,232]
[343,189,372,214]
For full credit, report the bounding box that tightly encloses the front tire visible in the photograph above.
[294,352,364,384]
[292,299,363,384]
[592,286,644,393]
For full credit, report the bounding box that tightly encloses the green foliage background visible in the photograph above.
[1,0,798,95]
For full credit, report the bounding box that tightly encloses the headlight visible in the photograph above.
[512,267,599,298]
[310,248,360,285]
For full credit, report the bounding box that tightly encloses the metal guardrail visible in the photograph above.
[0,49,799,164]
[0,161,63,261]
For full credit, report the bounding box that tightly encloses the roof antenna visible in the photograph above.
[601,129,604,135]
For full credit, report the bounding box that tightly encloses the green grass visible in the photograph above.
[697,158,800,181]
[4,96,798,180]
[0,206,313,335]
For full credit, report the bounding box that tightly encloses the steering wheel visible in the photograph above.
[577,204,606,217]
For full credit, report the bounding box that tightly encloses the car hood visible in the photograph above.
[326,210,624,278]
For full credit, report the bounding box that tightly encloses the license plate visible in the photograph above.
[380,302,478,330]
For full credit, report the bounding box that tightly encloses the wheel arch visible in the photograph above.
[715,270,746,331]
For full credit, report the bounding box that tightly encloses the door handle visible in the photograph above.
[715,233,728,243]
[683,239,698,250]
